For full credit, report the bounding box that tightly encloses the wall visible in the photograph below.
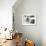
[0,0,16,30]
[41,0,46,46]
[0,0,17,39]
[13,0,46,46]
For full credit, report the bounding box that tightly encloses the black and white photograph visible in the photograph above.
[22,14,36,25]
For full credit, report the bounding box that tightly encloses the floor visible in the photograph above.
[0,39,16,46]
[0,33,23,46]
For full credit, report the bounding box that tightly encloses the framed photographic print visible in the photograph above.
[22,13,36,25]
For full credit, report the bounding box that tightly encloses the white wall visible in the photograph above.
[0,0,16,30]
[41,0,46,46]
[13,0,46,46]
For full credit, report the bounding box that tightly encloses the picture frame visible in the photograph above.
[22,13,36,25]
